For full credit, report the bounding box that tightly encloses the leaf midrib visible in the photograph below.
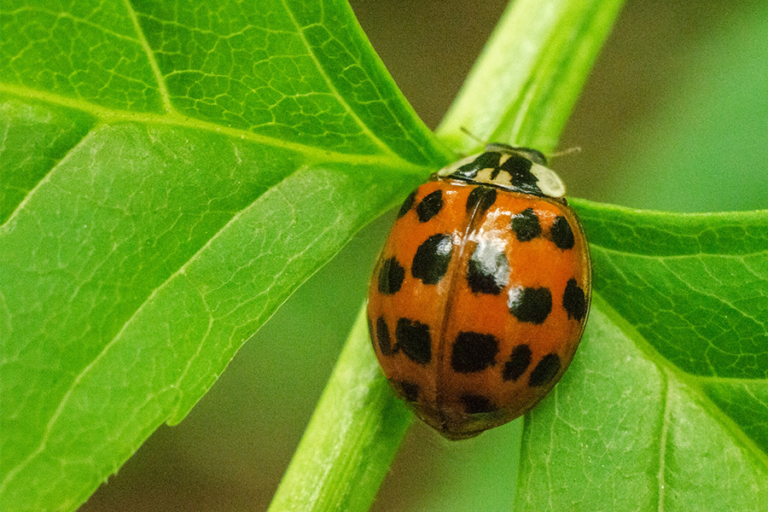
[0,85,411,167]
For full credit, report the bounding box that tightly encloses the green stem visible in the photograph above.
[268,307,412,512]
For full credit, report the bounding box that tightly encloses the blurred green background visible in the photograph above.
[81,0,768,510]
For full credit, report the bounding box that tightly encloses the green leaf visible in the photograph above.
[0,1,449,509]
[581,202,768,382]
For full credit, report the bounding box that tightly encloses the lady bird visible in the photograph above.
[367,143,591,440]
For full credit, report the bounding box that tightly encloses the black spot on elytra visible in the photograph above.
[454,151,502,180]
[378,257,405,294]
[466,241,510,294]
[563,279,587,321]
[451,332,499,373]
[412,234,453,285]
[508,286,552,324]
[376,317,394,356]
[499,154,542,195]
[397,190,417,219]
[529,353,561,387]
[396,318,432,364]
[466,186,497,215]
[461,394,497,414]
[550,216,575,250]
[416,190,443,222]
[395,380,419,402]
[511,208,542,242]
[503,344,532,381]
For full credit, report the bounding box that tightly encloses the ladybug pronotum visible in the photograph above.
[367,143,591,440]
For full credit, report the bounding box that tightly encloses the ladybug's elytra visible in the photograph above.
[367,143,591,440]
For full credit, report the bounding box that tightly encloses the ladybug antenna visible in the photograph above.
[549,146,581,159]
[459,126,486,146]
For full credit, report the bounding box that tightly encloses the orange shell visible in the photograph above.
[367,178,591,439]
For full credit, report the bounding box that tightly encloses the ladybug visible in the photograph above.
[367,143,591,440]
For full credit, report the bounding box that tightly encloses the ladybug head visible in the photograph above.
[437,144,566,199]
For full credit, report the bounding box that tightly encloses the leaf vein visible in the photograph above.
[0,85,419,169]
[0,122,102,230]
[122,0,174,114]
[4,6,141,44]
[279,0,396,158]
